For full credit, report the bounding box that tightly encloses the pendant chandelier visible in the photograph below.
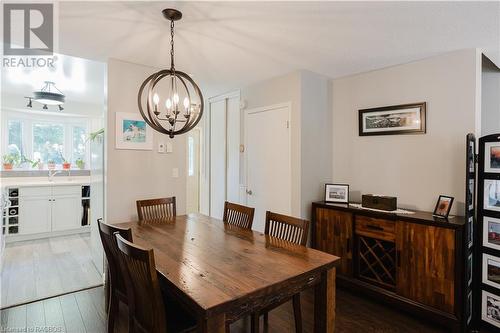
[138,8,204,139]
[25,81,65,111]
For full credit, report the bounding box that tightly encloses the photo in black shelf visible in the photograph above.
[469,140,475,173]
[485,142,500,173]
[468,216,474,248]
[483,254,500,290]
[468,178,475,210]
[482,291,500,329]
[467,253,473,286]
[485,179,500,213]
[484,216,500,251]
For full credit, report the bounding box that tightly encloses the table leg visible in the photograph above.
[198,313,226,333]
[314,268,336,333]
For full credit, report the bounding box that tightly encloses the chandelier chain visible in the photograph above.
[170,19,175,71]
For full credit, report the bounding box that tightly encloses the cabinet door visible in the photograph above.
[52,196,81,231]
[19,197,51,234]
[396,221,456,314]
[315,208,353,276]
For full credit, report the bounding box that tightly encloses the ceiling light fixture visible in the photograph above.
[33,81,65,106]
[137,8,204,139]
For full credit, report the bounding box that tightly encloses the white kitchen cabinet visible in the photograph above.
[52,195,81,231]
[19,196,51,235]
[15,185,87,236]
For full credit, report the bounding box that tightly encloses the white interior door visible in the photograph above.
[245,104,291,232]
[209,100,227,219]
[208,92,240,218]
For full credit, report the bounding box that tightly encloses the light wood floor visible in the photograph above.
[1,234,102,308]
[0,286,454,333]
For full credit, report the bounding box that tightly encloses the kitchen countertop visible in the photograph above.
[1,176,91,188]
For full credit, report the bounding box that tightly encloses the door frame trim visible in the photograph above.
[243,102,292,216]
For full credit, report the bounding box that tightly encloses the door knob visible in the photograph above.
[246,189,253,195]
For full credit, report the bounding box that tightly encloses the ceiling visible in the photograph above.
[58,1,499,96]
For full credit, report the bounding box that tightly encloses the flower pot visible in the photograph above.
[3,163,13,170]
[62,162,71,170]
[48,163,56,170]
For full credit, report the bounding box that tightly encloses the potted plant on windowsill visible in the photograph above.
[62,157,71,170]
[2,154,18,170]
[47,159,56,170]
[75,158,85,170]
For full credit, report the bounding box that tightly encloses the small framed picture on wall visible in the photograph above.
[115,112,154,150]
[484,216,500,251]
[485,142,500,174]
[432,195,454,218]
[482,290,500,329]
[324,184,349,204]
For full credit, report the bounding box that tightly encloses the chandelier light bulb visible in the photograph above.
[153,93,160,105]
[173,93,179,105]
[166,98,172,109]
[183,97,190,109]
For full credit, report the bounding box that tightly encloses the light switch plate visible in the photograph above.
[166,142,173,153]
[172,168,179,178]
[158,142,166,153]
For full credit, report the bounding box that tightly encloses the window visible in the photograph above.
[3,113,89,169]
[7,120,23,157]
[72,126,86,164]
[33,123,65,163]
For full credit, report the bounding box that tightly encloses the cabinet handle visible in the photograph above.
[366,224,384,231]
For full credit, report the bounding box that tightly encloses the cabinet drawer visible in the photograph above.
[355,215,395,241]
[52,185,81,196]
[19,186,51,197]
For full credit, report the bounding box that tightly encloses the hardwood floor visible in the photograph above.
[0,286,454,333]
[1,234,102,308]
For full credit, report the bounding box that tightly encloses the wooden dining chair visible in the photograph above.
[251,211,310,333]
[223,201,255,230]
[136,197,176,222]
[114,233,197,333]
[98,219,133,333]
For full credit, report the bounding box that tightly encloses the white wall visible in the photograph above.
[300,71,332,219]
[332,49,480,215]
[106,58,187,223]
[482,55,500,136]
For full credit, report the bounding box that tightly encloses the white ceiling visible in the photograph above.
[58,1,499,96]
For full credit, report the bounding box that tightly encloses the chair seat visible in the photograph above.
[162,289,197,333]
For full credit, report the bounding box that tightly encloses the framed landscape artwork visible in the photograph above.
[484,179,500,213]
[324,184,349,204]
[484,216,500,251]
[483,254,500,290]
[485,142,500,174]
[115,112,153,150]
[358,102,426,136]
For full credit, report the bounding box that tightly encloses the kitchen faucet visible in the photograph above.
[48,169,71,182]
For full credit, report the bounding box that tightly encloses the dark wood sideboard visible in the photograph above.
[311,202,467,333]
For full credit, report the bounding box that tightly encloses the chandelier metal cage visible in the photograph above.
[137,8,204,139]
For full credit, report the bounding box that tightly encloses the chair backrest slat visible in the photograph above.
[98,219,133,300]
[223,201,255,230]
[264,211,309,246]
[115,234,167,333]
[137,197,176,223]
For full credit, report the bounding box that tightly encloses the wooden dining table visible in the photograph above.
[113,213,340,332]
